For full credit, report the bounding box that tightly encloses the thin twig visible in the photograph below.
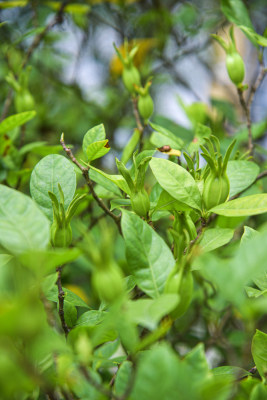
[237,88,253,154]
[21,1,69,69]
[247,61,267,110]
[56,266,70,338]
[60,134,122,233]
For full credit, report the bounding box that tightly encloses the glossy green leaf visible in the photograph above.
[89,165,130,195]
[0,184,50,255]
[241,226,258,245]
[211,194,267,216]
[0,111,36,134]
[227,161,259,197]
[18,248,81,275]
[114,361,133,397]
[150,158,202,211]
[86,139,110,162]
[198,228,234,253]
[125,294,179,330]
[221,0,254,30]
[240,26,267,47]
[30,154,76,220]
[121,129,140,165]
[82,124,106,156]
[76,310,106,327]
[45,286,90,308]
[252,330,267,382]
[154,190,191,212]
[202,230,267,305]
[184,344,209,381]
[250,382,267,399]
[150,121,184,149]
[121,210,175,298]
[212,366,250,380]
[90,168,122,197]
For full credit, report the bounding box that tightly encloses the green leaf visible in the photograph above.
[250,382,267,399]
[45,286,90,308]
[202,230,267,305]
[241,226,258,245]
[18,141,47,156]
[212,366,251,380]
[0,111,36,134]
[150,158,201,211]
[252,330,267,382]
[30,154,76,221]
[121,210,175,298]
[114,361,133,397]
[125,294,179,330]
[150,122,184,149]
[220,0,254,30]
[76,310,106,327]
[184,343,209,381]
[86,139,110,162]
[89,165,130,195]
[0,254,13,267]
[110,198,131,211]
[227,161,259,197]
[90,168,122,197]
[240,26,267,47]
[211,194,267,216]
[61,302,77,328]
[0,1,28,9]
[154,190,191,212]
[121,129,140,165]
[18,248,81,275]
[82,124,106,156]
[0,184,50,255]
[198,228,234,253]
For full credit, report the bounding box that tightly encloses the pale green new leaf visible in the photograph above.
[30,154,76,221]
[240,26,267,47]
[155,190,191,212]
[82,124,106,156]
[221,0,254,30]
[252,330,267,382]
[0,111,36,134]
[150,158,201,211]
[150,121,184,149]
[125,294,179,330]
[86,140,110,162]
[198,228,234,253]
[227,161,259,197]
[89,165,130,195]
[122,210,175,298]
[0,184,50,254]
[211,194,267,216]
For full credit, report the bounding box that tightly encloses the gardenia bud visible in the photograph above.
[50,220,72,248]
[203,172,230,211]
[138,92,154,122]
[226,51,245,86]
[92,263,124,303]
[130,189,150,218]
[15,89,35,113]
[122,64,141,93]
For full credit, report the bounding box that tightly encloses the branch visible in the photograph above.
[247,61,267,111]
[56,266,70,338]
[237,88,253,154]
[21,1,70,69]
[60,134,122,233]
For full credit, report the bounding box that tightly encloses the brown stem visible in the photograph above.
[60,134,122,233]
[237,88,253,155]
[21,1,70,69]
[56,266,69,338]
[247,62,267,110]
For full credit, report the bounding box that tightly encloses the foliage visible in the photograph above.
[0,1,267,399]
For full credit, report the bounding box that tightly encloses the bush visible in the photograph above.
[1,1,267,399]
